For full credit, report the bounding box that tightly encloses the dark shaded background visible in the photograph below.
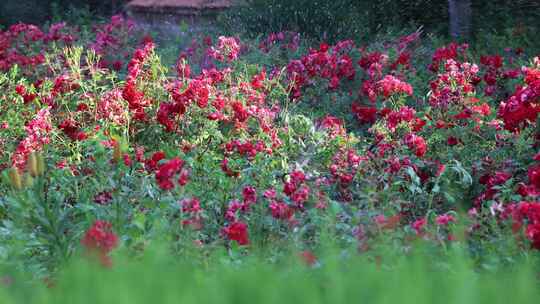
[221,0,540,42]
[0,0,126,26]
[1,0,539,45]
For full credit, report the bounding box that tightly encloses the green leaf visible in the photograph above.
[133,212,146,231]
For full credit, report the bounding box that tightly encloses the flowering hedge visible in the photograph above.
[0,16,539,275]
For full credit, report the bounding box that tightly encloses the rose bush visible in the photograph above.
[0,16,539,276]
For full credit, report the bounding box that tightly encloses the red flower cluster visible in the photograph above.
[515,154,540,198]
[208,36,240,62]
[429,60,480,109]
[497,57,540,131]
[283,170,310,208]
[155,157,187,190]
[512,202,540,250]
[436,214,456,226]
[403,133,427,158]
[58,119,87,141]
[428,43,468,72]
[89,15,136,70]
[224,185,259,221]
[479,54,520,96]
[220,158,240,178]
[12,107,52,169]
[287,41,356,98]
[352,36,419,125]
[181,197,203,230]
[376,75,413,99]
[411,217,427,235]
[358,51,387,80]
[15,84,37,104]
[317,115,346,138]
[224,139,269,159]
[222,221,249,246]
[97,89,127,125]
[231,101,250,123]
[158,79,211,131]
[329,148,365,201]
[352,104,378,124]
[475,171,512,205]
[262,189,292,222]
[383,106,420,131]
[123,40,155,120]
[81,220,118,266]
[299,250,317,266]
[0,23,74,73]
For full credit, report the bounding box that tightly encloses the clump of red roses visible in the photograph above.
[222,221,249,246]
[155,157,189,190]
[81,220,118,267]
[511,202,540,250]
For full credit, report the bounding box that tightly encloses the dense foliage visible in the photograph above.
[221,0,540,45]
[0,15,540,285]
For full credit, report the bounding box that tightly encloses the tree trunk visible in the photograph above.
[448,0,472,40]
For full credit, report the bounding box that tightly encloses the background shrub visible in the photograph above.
[0,0,126,27]
[0,0,50,26]
[220,0,540,45]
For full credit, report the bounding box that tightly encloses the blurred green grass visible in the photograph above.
[1,244,539,304]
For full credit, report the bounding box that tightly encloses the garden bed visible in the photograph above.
[0,12,539,300]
